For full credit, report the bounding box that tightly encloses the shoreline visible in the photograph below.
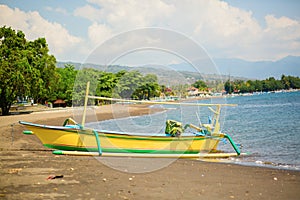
[1,104,300,199]
[1,103,299,171]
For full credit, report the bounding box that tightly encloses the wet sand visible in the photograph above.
[0,105,300,199]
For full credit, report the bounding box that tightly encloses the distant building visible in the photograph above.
[187,87,211,97]
[187,87,198,96]
[53,99,66,108]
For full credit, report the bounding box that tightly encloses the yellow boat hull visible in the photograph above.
[20,121,221,154]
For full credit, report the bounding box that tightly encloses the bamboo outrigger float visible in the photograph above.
[20,82,244,158]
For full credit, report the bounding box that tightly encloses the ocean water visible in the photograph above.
[220,91,300,170]
[87,91,300,170]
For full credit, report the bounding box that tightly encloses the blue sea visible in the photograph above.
[87,91,300,170]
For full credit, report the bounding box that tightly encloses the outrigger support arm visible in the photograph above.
[224,134,241,155]
[93,130,102,156]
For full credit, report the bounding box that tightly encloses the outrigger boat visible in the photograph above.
[20,82,243,158]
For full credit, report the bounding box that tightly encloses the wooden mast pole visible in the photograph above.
[81,81,90,127]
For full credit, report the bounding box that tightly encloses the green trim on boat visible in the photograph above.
[53,150,64,155]
[44,144,201,154]
[23,130,33,135]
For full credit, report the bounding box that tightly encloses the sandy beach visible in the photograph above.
[0,105,299,200]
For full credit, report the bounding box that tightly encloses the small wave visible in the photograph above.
[218,156,300,171]
[240,102,300,109]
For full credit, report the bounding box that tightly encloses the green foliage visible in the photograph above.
[52,67,162,106]
[95,70,162,101]
[0,26,57,115]
[26,38,58,102]
[133,74,160,100]
[282,75,300,89]
[206,80,224,93]
[55,64,77,106]
[192,80,208,91]
[224,80,234,94]
[96,70,125,98]
[171,84,189,97]
[224,75,300,94]
[114,70,143,99]
[73,68,101,106]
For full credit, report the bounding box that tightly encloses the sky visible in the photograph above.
[1,0,300,73]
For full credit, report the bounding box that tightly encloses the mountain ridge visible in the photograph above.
[56,55,300,85]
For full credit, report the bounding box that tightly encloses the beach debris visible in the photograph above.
[255,160,263,164]
[8,168,22,174]
[47,175,64,180]
[273,177,278,181]
[102,178,107,182]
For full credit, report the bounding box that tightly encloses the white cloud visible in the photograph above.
[45,6,69,15]
[265,15,298,30]
[75,0,300,61]
[1,0,300,63]
[74,0,177,57]
[258,15,300,59]
[182,0,262,55]
[74,4,101,22]
[88,22,112,45]
[76,0,175,30]
[0,4,82,61]
[74,0,294,60]
[264,15,300,41]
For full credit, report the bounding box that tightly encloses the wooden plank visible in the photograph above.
[53,150,248,158]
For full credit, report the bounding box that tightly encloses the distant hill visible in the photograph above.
[214,56,300,79]
[57,55,300,85]
[167,56,300,79]
[56,62,128,73]
[57,56,300,85]
[57,61,247,86]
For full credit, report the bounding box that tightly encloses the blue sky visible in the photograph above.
[1,0,300,75]
[224,0,300,21]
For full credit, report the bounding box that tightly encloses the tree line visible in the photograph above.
[56,66,162,106]
[0,26,57,115]
[0,26,166,115]
[224,75,300,94]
